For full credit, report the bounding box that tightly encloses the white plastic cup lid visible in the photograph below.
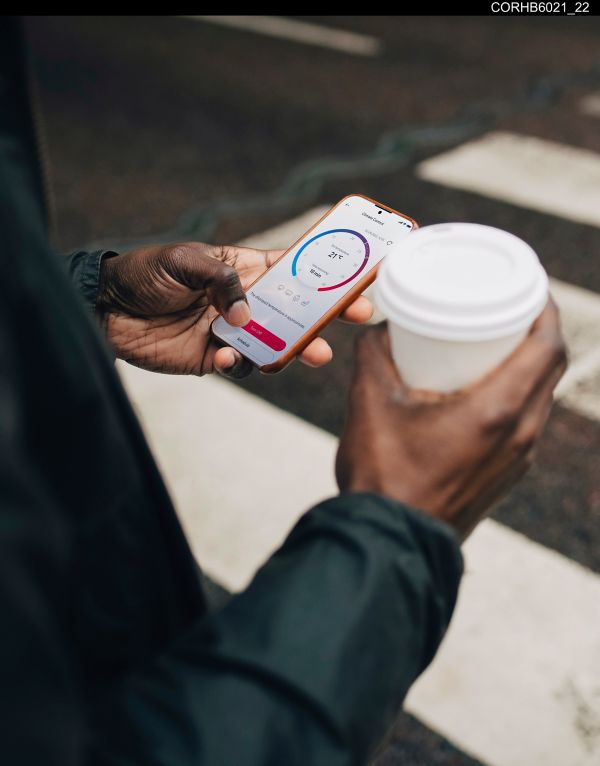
[375,223,548,341]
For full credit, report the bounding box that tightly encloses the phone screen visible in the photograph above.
[212,195,414,367]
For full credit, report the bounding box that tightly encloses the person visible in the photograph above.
[1,17,566,766]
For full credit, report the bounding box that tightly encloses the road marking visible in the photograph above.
[417,131,600,228]
[551,279,600,418]
[118,362,338,592]
[531,277,600,424]
[240,206,329,250]
[580,93,600,118]
[556,353,600,421]
[406,519,600,766]
[549,278,600,376]
[183,16,382,57]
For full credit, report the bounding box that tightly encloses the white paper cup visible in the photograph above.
[375,223,549,392]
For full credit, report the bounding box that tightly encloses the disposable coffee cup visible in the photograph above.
[375,223,549,392]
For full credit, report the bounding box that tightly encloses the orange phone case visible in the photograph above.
[211,194,418,374]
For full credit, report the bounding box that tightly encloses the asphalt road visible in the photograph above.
[25,14,600,765]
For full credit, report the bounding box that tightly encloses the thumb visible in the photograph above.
[199,254,250,326]
[167,247,251,326]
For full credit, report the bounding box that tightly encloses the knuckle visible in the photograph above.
[353,327,369,352]
[353,325,379,358]
[481,401,520,434]
[537,328,568,369]
[513,426,536,454]
[166,243,194,263]
[160,243,201,278]
[158,244,185,273]
[554,339,568,371]
[215,263,242,293]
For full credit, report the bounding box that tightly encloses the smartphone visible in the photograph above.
[211,194,417,373]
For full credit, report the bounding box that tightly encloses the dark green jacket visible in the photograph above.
[0,19,463,766]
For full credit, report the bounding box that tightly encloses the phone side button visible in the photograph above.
[234,334,275,365]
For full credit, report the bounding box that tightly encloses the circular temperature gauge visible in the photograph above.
[291,228,370,291]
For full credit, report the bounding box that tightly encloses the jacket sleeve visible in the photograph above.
[64,250,117,313]
[0,307,82,766]
[89,493,463,766]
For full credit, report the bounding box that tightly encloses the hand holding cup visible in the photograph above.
[336,301,567,539]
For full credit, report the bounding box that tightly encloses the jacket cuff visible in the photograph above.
[320,491,462,549]
[300,491,464,642]
[207,491,464,728]
[65,249,118,313]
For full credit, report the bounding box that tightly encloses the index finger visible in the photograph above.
[337,295,374,325]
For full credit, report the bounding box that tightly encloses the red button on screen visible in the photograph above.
[242,320,286,352]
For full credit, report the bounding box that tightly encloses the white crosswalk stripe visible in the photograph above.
[182,16,382,57]
[118,363,337,593]
[417,131,600,229]
[406,520,600,766]
[580,93,600,118]
[119,132,600,766]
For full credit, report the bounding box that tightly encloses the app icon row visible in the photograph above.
[277,284,310,306]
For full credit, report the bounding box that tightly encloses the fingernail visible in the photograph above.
[226,300,251,327]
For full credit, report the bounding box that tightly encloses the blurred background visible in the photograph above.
[26,15,600,766]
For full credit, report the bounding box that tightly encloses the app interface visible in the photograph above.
[213,196,414,366]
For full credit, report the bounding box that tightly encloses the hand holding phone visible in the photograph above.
[212,194,417,373]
